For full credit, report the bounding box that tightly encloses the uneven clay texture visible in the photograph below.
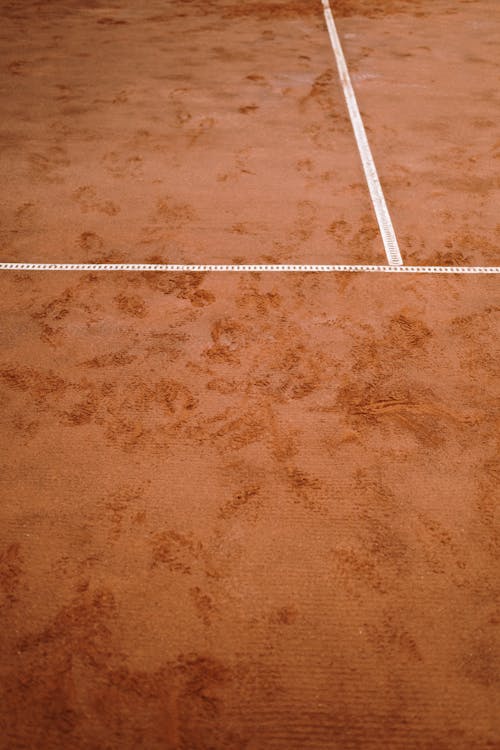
[1,0,498,266]
[1,0,500,748]
[1,271,499,749]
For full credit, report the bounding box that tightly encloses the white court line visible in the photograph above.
[1,263,499,273]
[321,0,403,266]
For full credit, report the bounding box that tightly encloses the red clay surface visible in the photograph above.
[1,0,498,266]
[0,0,380,265]
[1,271,499,749]
[339,0,500,267]
[1,1,500,750]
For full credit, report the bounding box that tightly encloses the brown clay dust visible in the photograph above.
[1,271,499,749]
[1,1,500,749]
[0,0,381,265]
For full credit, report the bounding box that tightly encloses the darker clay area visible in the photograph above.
[1,271,499,749]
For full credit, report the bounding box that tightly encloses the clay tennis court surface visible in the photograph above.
[1,0,499,748]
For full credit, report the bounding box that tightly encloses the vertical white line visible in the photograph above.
[321,0,403,266]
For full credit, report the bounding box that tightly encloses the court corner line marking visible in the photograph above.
[321,0,403,266]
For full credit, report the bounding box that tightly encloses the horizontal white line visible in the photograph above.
[0,263,499,274]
